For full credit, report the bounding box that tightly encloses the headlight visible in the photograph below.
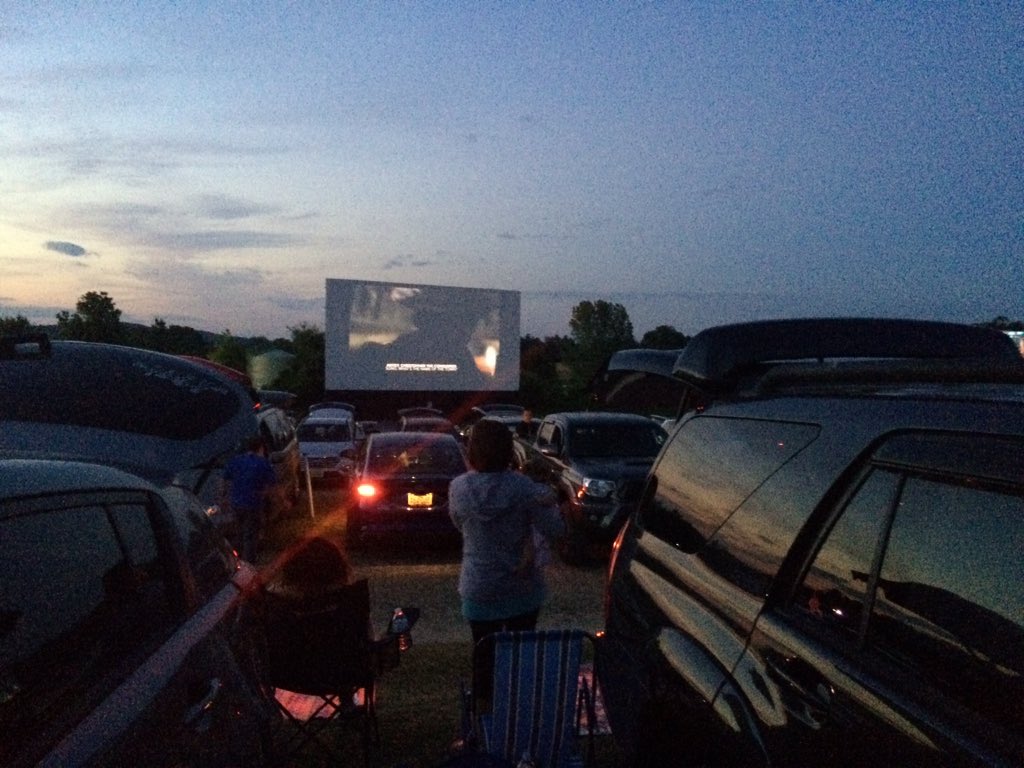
[578,478,616,499]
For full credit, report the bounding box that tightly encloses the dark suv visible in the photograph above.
[599,318,1024,767]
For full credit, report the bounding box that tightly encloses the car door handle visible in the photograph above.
[184,677,224,729]
[764,655,832,728]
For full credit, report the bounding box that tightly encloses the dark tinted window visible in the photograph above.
[797,469,899,639]
[368,437,466,476]
[796,461,1024,734]
[0,344,245,439]
[0,496,175,763]
[873,476,1024,730]
[299,421,352,442]
[641,416,818,552]
[163,486,235,602]
[536,422,559,451]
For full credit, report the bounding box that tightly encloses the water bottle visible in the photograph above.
[391,607,411,651]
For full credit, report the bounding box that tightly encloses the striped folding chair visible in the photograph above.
[473,629,597,768]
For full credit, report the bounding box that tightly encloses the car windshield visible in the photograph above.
[570,423,666,459]
[367,439,465,476]
[298,423,351,442]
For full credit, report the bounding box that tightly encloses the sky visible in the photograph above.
[1,2,1022,341]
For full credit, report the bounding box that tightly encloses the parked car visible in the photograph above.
[254,404,303,514]
[348,431,469,547]
[0,332,303,541]
[0,458,271,767]
[599,318,1024,767]
[296,409,359,486]
[513,411,667,564]
[400,415,457,435]
[456,403,524,440]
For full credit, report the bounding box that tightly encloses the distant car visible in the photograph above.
[254,404,303,513]
[399,414,459,438]
[309,401,356,415]
[514,411,668,563]
[456,403,524,439]
[348,431,469,547]
[0,458,271,767]
[297,410,358,486]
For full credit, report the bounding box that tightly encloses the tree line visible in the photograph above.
[3,291,1021,415]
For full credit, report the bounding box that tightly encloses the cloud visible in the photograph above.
[382,254,434,270]
[270,295,324,313]
[191,194,280,221]
[142,230,302,252]
[44,240,87,257]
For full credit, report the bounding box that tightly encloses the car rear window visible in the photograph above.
[569,421,667,459]
[367,438,465,476]
[1,345,248,440]
[299,422,352,442]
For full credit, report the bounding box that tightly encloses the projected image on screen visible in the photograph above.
[325,279,521,392]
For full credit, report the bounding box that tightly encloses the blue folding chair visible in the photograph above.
[466,629,597,768]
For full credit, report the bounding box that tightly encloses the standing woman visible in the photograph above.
[448,418,565,700]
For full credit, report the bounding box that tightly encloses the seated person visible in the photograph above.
[262,535,416,673]
[264,535,353,601]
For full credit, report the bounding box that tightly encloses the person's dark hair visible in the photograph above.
[280,535,352,590]
[468,418,513,472]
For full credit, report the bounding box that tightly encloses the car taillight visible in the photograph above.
[356,482,378,498]
[604,521,629,625]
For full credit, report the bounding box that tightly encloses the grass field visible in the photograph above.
[260,496,620,767]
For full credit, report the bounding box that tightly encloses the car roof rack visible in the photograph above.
[673,318,1024,397]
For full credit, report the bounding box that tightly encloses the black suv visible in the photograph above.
[599,318,1024,767]
[515,411,667,563]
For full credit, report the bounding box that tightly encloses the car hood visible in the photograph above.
[0,340,257,485]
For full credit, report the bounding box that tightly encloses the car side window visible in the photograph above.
[163,486,236,602]
[796,469,899,641]
[872,476,1024,731]
[640,416,818,552]
[0,497,176,764]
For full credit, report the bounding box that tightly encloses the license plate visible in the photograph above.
[407,492,433,507]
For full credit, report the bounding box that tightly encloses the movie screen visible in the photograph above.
[325,279,521,392]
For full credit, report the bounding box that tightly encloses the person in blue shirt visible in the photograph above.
[221,435,277,563]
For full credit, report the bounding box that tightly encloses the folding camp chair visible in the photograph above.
[461,629,598,768]
[261,578,399,766]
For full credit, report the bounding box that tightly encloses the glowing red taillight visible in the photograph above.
[356,482,378,499]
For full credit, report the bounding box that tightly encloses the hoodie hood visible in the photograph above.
[457,472,522,522]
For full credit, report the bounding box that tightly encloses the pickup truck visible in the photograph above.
[512,411,668,564]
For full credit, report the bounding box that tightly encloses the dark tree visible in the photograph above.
[208,330,250,374]
[519,334,574,414]
[639,324,690,349]
[564,300,636,406]
[142,318,211,355]
[56,291,124,343]
[0,314,33,336]
[270,323,325,409]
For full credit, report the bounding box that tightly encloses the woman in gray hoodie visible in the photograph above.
[449,418,565,694]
